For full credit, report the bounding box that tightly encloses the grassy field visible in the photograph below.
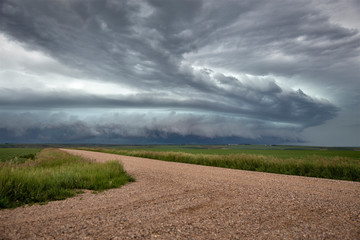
[100,145,360,159]
[0,148,41,164]
[84,145,360,182]
[0,148,134,209]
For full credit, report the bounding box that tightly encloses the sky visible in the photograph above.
[0,0,359,146]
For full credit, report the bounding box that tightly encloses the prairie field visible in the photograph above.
[83,145,360,182]
[0,148,41,164]
[1,148,359,239]
[97,144,360,159]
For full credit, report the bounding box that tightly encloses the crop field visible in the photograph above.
[0,148,41,163]
[0,148,134,208]
[84,145,360,182]
[99,145,360,159]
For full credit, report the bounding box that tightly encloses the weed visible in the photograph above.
[0,149,134,209]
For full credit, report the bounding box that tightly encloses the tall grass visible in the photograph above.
[88,148,360,182]
[98,145,360,159]
[0,149,134,209]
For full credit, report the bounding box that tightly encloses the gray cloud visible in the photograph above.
[0,77,338,128]
[2,0,358,89]
[0,0,358,145]
[0,111,303,144]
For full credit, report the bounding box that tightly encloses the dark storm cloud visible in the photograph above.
[0,0,358,144]
[0,111,303,143]
[2,0,358,88]
[0,112,97,142]
[0,0,192,88]
[0,80,338,128]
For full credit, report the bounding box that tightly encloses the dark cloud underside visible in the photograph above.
[0,111,303,144]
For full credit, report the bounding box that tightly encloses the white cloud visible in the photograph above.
[0,33,74,76]
[0,33,137,96]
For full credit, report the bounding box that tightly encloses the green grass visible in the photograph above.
[99,145,360,159]
[0,148,41,164]
[0,148,134,209]
[85,147,360,182]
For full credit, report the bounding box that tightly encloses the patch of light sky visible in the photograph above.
[0,33,137,96]
[315,0,360,30]
[189,61,336,104]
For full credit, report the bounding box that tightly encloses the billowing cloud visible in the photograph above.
[0,0,358,145]
[0,111,304,144]
[0,76,338,128]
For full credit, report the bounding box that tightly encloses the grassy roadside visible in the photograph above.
[85,148,360,182]
[94,145,360,159]
[0,148,134,209]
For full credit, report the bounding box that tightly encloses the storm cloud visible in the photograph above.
[0,111,303,144]
[0,0,359,145]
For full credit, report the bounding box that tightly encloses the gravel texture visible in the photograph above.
[0,149,359,239]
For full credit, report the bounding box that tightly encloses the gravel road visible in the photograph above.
[1,149,359,239]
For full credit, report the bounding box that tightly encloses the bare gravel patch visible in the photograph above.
[1,149,359,239]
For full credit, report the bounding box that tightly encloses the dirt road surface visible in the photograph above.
[1,149,359,239]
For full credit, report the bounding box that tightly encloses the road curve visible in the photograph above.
[0,149,359,239]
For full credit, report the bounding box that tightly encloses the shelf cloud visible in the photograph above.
[0,0,359,145]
